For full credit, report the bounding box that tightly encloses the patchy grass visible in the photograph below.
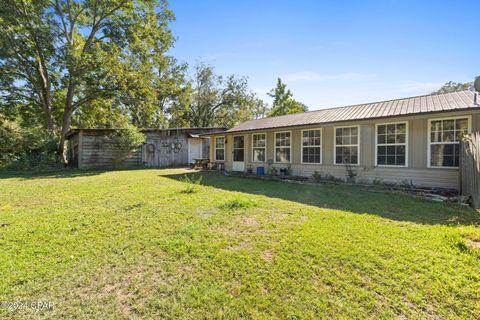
[178,174,203,194]
[0,168,479,319]
[219,196,257,211]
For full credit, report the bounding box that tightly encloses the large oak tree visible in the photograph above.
[0,0,182,162]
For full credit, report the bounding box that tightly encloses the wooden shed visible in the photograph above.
[66,127,224,169]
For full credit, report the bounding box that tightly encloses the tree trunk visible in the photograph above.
[56,79,76,164]
[36,59,56,138]
[41,87,55,137]
[57,110,73,164]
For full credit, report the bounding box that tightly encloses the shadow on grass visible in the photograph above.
[162,171,480,226]
[0,167,185,180]
[0,169,110,180]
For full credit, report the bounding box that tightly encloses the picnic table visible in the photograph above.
[192,158,210,169]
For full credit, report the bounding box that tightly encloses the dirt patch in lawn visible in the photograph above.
[466,239,480,250]
[261,250,275,262]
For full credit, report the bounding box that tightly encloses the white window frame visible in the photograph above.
[374,121,409,168]
[301,128,323,164]
[251,132,267,163]
[427,116,471,169]
[232,135,245,163]
[274,130,292,163]
[334,125,360,166]
[214,136,225,162]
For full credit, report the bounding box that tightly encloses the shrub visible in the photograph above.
[401,179,414,189]
[0,117,57,170]
[344,162,357,183]
[312,171,341,183]
[179,174,203,194]
[312,171,322,183]
[270,165,278,175]
[106,124,145,168]
[286,164,292,175]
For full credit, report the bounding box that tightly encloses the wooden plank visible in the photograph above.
[78,130,84,169]
[460,132,480,208]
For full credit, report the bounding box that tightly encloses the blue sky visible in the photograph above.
[168,0,480,110]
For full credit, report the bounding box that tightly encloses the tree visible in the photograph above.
[267,78,307,117]
[432,81,472,94]
[0,115,56,168]
[107,124,145,168]
[0,116,24,166]
[169,62,264,128]
[250,97,269,119]
[0,0,182,162]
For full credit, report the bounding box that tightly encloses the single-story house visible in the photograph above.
[66,127,224,169]
[203,90,480,190]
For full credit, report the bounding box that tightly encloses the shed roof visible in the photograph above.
[65,127,226,139]
[223,90,479,133]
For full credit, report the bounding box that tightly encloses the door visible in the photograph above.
[232,136,245,172]
[188,138,203,163]
[144,139,159,167]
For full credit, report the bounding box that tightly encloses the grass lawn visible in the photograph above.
[0,168,480,319]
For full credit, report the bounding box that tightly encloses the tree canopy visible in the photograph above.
[432,81,472,94]
[267,78,308,117]
[0,0,184,161]
[0,1,293,168]
[168,63,267,128]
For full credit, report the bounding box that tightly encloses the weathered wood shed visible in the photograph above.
[66,127,225,169]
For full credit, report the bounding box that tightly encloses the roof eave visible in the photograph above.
[224,106,480,134]
[198,130,229,137]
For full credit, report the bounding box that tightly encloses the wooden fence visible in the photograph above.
[460,132,480,208]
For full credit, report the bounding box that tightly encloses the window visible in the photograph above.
[252,133,266,162]
[302,129,322,164]
[429,117,469,167]
[215,137,225,161]
[335,126,359,165]
[275,131,291,163]
[376,122,407,166]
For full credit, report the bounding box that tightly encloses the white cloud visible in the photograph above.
[281,71,377,83]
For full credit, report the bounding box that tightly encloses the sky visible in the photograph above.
[168,0,480,110]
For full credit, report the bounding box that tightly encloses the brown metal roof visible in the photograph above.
[65,127,226,139]
[225,90,479,133]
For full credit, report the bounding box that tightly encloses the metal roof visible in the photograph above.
[225,90,479,133]
[66,127,226,139]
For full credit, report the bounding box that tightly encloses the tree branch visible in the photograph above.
[54,0,71,44]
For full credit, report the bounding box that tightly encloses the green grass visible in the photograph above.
[0,168,479,319]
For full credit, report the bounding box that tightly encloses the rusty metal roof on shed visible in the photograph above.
[224,90,479,133]
[65,127,226,139]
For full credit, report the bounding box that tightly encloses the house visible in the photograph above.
[203,90,480,190]
[66,127,224,169]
